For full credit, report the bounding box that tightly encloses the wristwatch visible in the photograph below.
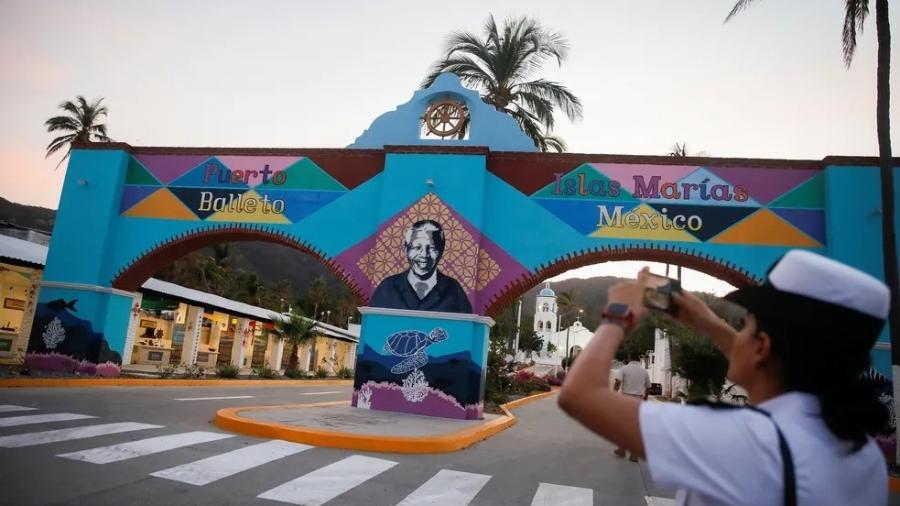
[601,303,636,334]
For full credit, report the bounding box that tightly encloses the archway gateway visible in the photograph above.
[31,74,897,421]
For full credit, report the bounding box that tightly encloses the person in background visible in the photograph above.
[559,250,889,505]
[612,353,650,462]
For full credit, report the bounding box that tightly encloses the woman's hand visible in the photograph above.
[670,290,718,331]
[606,268,650,321]
[671,290,737,355]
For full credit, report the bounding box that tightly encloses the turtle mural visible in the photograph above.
[383,327,448,374]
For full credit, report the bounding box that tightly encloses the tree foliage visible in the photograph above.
[44,96,112,167]
[272,313,317,371]
[422,15,582,152]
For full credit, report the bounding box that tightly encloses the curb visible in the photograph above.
[0,378,354,388]
[213,389,558,454]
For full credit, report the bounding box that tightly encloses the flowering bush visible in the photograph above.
[96,362,121,378]
[24,353,121,377]
[23,352,78,373]
[511,370,550,394]
[75,360,97,375]
[544,372,563,387]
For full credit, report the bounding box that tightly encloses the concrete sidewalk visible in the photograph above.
[241,403,499,437]
[214,392,557,453]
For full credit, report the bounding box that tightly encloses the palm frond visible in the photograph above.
[724,0,759,23]
[843,0,870,66]
[514,79,583,121]
[542,135,567,153]
[45,134,76,157]
[513,90,556,130]
[44,116,80,132]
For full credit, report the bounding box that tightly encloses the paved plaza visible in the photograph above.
[0,385,677,505]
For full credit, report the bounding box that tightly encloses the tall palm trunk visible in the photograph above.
[876,0,899,365]
[289,342,300,370]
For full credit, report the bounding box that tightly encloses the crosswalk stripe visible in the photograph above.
[645,496,676,506]
[397,469,491,506]
[531,483,593,506]
[0,405,37,413]
[0,413,95,427]
[57,431,233,464]
[0,422,161,448]
[150,440,312,485]
[258,455,397,505]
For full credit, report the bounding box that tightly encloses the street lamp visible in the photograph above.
[562,309,584,372]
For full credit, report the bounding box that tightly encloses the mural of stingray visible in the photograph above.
[27,299,122,365]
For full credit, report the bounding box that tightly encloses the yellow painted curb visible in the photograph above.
[890,476,900,494]
[0,378,353,388]
[213,390,558,454]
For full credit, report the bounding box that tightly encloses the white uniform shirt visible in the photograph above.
[639,392,887,505]
[617,361,650,397]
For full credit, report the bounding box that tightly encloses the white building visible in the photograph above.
[644,328,688,398]
[530,282,593,366]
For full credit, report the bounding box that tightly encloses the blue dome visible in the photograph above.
[539,287,556,297]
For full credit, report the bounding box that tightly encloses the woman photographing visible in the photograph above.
[559,250,889,505]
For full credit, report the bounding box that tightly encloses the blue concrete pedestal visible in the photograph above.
[351,307,493,420]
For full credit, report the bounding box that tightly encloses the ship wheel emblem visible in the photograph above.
[423,100,467,138]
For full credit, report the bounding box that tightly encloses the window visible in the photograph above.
[546,321,553,332]
[538,321,543,330]
[541,303,549,312]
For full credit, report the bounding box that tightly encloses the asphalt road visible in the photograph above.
[0,384,672,506]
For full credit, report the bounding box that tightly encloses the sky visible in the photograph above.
[1,0,897,294]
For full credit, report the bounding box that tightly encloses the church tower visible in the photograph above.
[534,282,557,352]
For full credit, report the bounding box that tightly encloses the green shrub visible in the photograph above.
[215,364,240,379]
[337,367,354,379]
[157,363,177,379]
[182,363,205,379]
[283,368,305,379]
[315,368,328,379]
[253,365,279,379]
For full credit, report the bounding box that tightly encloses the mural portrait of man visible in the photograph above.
[369,219,473,313]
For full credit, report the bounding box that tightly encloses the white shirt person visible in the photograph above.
[559,251,890,505]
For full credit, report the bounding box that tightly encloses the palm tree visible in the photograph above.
[44,96,112,168]
[422,15,583,152]
[668,142,689,157]
[273,313,317,371]
[727,1,898,380]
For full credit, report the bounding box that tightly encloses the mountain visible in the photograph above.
[0,197,55,232]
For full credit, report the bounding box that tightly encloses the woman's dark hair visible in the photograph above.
[757,311,888,451]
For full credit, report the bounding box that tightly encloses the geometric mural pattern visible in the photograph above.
[355,193,502,295]
[119,155,348,224]
[530,163,827,247]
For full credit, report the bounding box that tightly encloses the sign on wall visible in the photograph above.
[529,163,826,247]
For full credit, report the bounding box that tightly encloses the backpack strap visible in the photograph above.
[689,400,797,506]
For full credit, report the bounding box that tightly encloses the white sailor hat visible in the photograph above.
[725,250,890,343]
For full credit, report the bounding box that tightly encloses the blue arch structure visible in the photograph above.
[32,74,899,422]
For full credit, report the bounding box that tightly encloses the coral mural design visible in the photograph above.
[400,370,429,403]
[356,193,497,295]
[42,317,66,349]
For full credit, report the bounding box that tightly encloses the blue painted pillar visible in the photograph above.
[27,149,135,364]
[352,307,493,419]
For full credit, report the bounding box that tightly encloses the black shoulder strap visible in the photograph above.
[689,400,797,506]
